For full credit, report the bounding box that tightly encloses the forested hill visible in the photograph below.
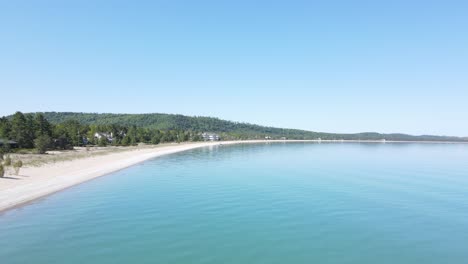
[34,112,466,142]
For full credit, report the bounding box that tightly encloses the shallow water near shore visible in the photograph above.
[1,142,468,263]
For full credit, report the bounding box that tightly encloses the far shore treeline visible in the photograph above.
[0,111,466,154]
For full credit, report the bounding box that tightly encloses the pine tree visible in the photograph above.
[0,117,11,139]
[10,112,34,148]
[34,113,52,137]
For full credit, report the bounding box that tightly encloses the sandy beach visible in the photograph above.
[0,140,270,212]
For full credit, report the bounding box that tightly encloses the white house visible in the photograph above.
[94,132,114,142]
[201,133,220,141]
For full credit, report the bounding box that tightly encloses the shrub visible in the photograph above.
[151,136,160,145]
[13,160,23,175]
[15,149,31,154]
[34,135,52,154]
[98,137,108,147]
[2,142,10,153]
[121,136,131,146]
[4,155,11,166]
[111,139,120,146]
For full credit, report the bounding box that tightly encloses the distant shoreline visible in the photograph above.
[262,139,468,144]
[1,139,467,213]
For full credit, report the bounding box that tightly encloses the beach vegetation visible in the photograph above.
[98,137,108,147]
[34,135,52,154]
[13,160,23,175]
[111,138,120,146]
[121,136,131,146]
[151,135,160,145]
[4,155,11,166]
[192,134,202,141]
[1,141,11,153]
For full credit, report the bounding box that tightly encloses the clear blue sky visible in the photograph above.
[1,1,467,136]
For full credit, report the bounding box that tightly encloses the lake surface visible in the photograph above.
[1,142,468,263]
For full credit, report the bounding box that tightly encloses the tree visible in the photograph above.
[1,140,11,153]
[137,128,148,143]
[10,112,34,148]
[178,131,188,142]
[54,135,72,150]
[0,164,4,178]
[52,119,87,148]
[25,114,36,146]
[151,135,160,145]
[0,117,11,139]
[127,126,138,145]
[192,134,202,141]
[98,136,108,147]
[160,133,169,143]
[62,120,85,146]
[121,135,131,146]
[87,125,98,145]
[34,113,52,137]
[13,160,22,176]
[111,137,120,146]
[34,135,52,154]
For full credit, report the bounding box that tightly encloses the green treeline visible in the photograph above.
[1,111,466,152]
[38,112,466,142]
[0,112,203,152]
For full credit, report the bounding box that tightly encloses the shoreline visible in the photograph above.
[1,139,467,213]
[0,140,265,212]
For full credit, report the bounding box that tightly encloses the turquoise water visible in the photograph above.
[1,143,468,263]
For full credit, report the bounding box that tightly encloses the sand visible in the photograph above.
[0,141,268,212]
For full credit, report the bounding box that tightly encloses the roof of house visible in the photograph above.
[202,132,219,136]
[0,139,18,144]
